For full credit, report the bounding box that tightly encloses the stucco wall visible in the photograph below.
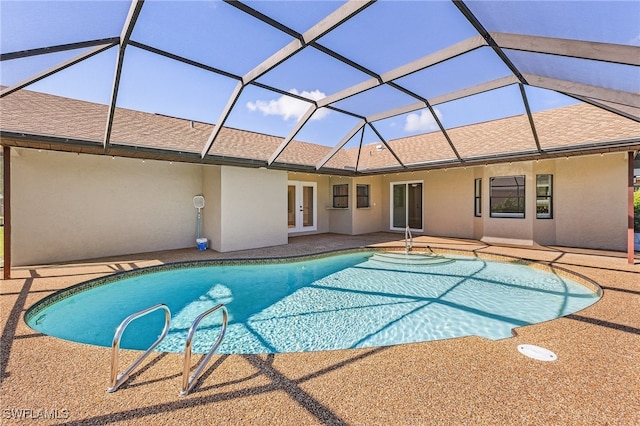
[554,153,628,251]
[10,148,202,265]
[423,168,474,238]
[218,166,288,252]
[351,176,383,235]
[202,165,222,251]
[7,149,629,265]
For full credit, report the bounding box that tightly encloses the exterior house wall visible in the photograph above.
[554,153,628,251]
[473,154,627,251]
[7,148,630,266]
[10,148,202,265]
[376,155,628,251]
[202,165,222,251]
[351,176,383,235]
[423,168,475,238]
[217,166,288,252]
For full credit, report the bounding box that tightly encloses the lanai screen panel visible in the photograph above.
[0,41,118,147]
[466,0,640,121]
[367,111,458,168]
[394,47,513,102]
[281,110,363,168]
[0,1,128,52]
[256,47,373,101]
[525,87,640,151]
[438,85,537,159]
[316,0,479,74]
[0,89,108,150]
[505,51,640,95]
[466,1,639,46]
[110,46,239,153]
[130,0,293,76]
[1,0,639,171]
[243,0,349,34]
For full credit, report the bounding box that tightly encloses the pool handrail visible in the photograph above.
[405,226,413,254]
[180,304,228,396]
[107,303,171,393]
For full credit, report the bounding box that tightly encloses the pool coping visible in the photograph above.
[24,245,602,328]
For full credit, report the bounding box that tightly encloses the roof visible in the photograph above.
[2,88,638,173]
[1,1,639,175]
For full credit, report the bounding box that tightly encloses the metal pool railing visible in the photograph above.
[107,303,171,393]
[106,303,228,396]
[405,226,413,254]
[180,304,228,396]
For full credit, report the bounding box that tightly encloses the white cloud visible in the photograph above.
[404,109,442,132]
[246,89,329,121]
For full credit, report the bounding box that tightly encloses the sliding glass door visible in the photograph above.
[390,181,423,231]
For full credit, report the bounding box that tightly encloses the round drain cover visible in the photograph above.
[517,344,557,361]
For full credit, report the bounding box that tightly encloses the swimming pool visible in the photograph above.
[25,250,600,354]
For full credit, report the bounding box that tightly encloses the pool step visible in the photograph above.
[370,251,455,266]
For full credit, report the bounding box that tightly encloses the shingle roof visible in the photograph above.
[1,89,639,173]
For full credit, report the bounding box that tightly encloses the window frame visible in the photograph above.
[489,175,526,219]
[332,183,349,208]
[536,174,553,219]
[356,184,370,208]
[474,178,482,217]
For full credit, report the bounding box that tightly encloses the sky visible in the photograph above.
[1,0,638,149]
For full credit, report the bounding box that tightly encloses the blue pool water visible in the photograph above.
[26,251,599,354]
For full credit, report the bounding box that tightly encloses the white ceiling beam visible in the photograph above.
[364,76,518,124]
[381,34,487,82]
[523,73,640,108]
[268,104,318,165]
[570,96,640,122]
[201,81,244,158]
[315,119,366,170]
[242,39,303,85]
[103,0,145,151]
[366,101,427,123]
[317,78,380,108]
[243,0,375,85]
[316,35,486,109]
[490,32,640,66]
[1,43,116,98]
[429,75,520,106]
[302,0,376,44]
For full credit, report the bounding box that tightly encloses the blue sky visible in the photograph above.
[2,0,637,148]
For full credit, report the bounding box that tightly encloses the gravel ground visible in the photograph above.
[1,233,638,425]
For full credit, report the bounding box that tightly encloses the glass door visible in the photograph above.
[288,181,317,233]
[390,181,423,231]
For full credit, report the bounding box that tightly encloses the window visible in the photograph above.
[332,184,349,208]
[474,178,482,217]
[490,176,525,218]
[536,174,553,219]
[356,184,370,208]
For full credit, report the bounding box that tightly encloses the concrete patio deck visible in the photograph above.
[1,233,639,425]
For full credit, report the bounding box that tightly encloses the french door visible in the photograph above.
[390,181,423,231]
[287,181,317,233]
